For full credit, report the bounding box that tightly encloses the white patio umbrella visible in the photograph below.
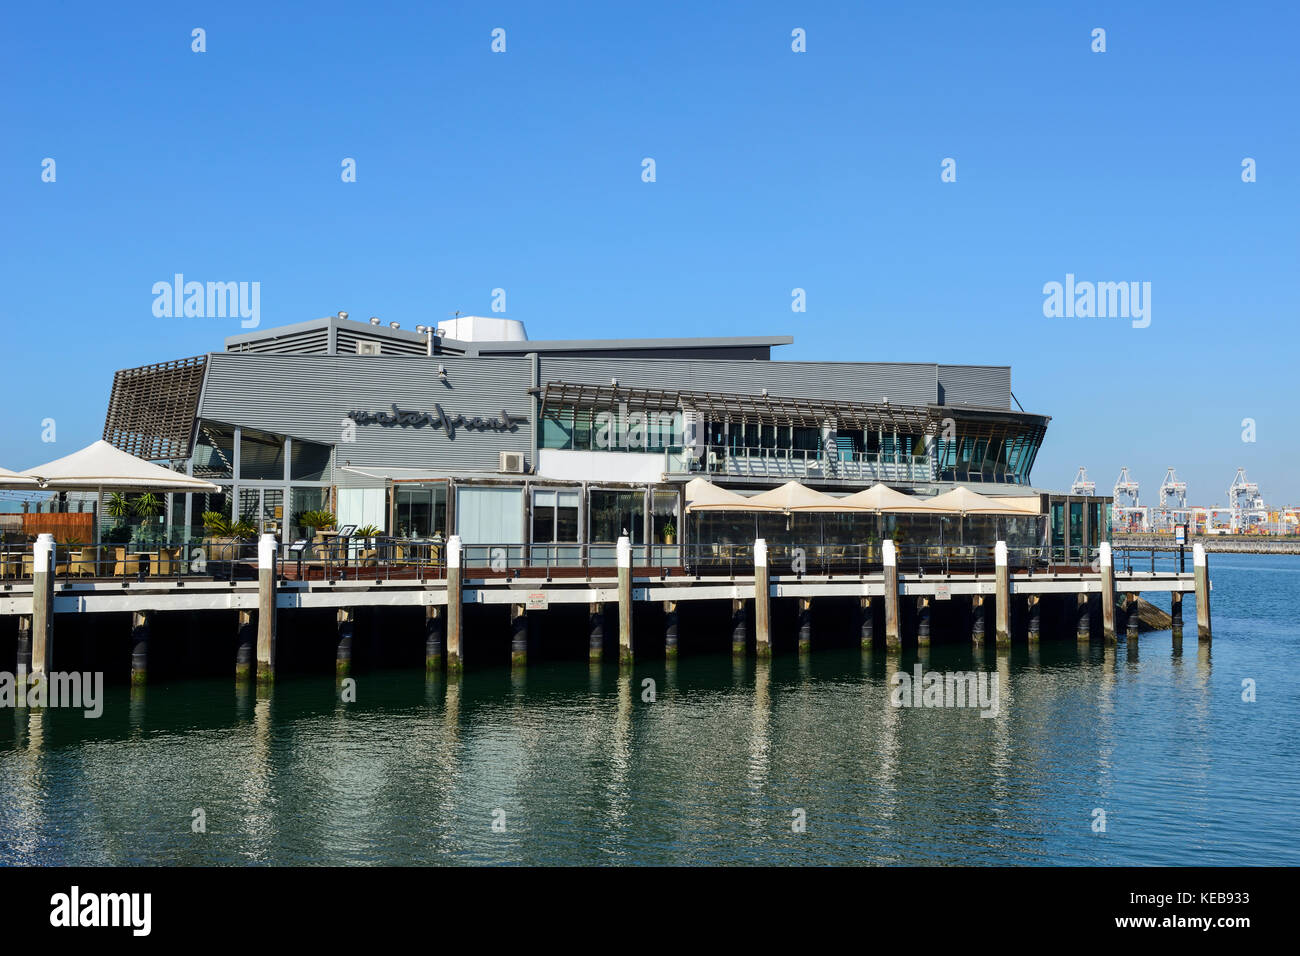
[922,486,1033,516]
[20,440,220,546]
[0,466,41,490]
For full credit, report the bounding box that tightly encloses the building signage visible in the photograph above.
[526,591,548,611]
[346,404,525,439]
[934,582,951,600]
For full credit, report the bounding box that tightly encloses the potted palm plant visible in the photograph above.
[297,509,337,558]
[662,521,677,545]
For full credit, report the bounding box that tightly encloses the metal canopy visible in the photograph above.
[535,381,935,431]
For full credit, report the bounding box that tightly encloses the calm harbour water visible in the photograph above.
[2,552,1297,866]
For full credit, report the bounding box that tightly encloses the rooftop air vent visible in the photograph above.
[369,317,380,325]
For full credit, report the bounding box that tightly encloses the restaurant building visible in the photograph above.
[98,312,1108,565]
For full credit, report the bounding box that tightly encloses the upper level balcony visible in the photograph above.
[666,445,934,484]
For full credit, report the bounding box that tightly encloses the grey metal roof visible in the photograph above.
[224,315,430,350]
[439,334,795,355]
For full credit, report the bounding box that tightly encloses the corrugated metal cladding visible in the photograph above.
[937,365,1011,409]
[336,328,428,356]
[226,328,330,354]
[538,357,942,407]
[199,353,534,480]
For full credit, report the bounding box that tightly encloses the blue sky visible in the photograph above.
[2,1,1296,505]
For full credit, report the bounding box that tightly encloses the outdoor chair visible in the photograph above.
[113,547,143,577]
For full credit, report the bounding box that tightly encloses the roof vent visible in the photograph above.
[338,311,349,321]
[369,317,380,326]
[389,321,400,330]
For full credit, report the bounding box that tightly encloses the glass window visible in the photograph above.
[240,428,285,480]
[193,423,235,480]
[394,485,448,539]
[589,490,645,544]
[191,490,229,540]
[457,486,524,544]
[532,488,579,543]
[574,409,593,449]
[541,408,575,449]
[794,426,822,453]
[290,487,328,540]
[1069,501,1084,557]
[651,491,678,543]
[291,439,332,481]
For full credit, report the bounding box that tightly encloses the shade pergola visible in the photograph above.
[922,486,1032,516]
[683,478,782,512]
[743,480,840,513]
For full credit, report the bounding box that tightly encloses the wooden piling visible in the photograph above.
[797,597,812,653]
[1099,542,1117,645]
[425,606,444,671]
[617,536,633,666]
[511,603,528,668]
[971,594,985,646]
[1076,593,1090,643]
[663,600,678,660]
[994,540,1010,647]
[1170,591,1183,638]
[256,534,277,682]
[1027,594,1040,643]
[130,610,151,685]
[588,602,604,661]
[859,596,874,648]
[236,609,255,681]
[731,598,747,655]
[883,538,900,648]
[916,596,931,647]
[1193,543,1212,642]
[1125,593,1140,640]
[447,535,463,673]
[337,607,355,677]
[31,534,54,682]
[754,538,771,658]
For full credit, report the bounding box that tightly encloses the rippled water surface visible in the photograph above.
[2,553,1297,865]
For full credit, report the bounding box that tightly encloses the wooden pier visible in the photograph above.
[0,535,1212,683]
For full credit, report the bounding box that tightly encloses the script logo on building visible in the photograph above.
[152,273,260,328]
[346,404,525,439]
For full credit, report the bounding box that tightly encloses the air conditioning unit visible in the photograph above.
[499,451,526,474]
[356,341,381,355]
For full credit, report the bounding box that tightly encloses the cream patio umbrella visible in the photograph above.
[922,486,1035,515]
[792,482,946,513]
[742,480,839,513]
[0,466,42,490]
[683,477,782,512]
[21,440,221,547]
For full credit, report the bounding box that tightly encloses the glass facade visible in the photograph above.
[531,488,580,543]
[589,490,645,544]
[394,485,448,539]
